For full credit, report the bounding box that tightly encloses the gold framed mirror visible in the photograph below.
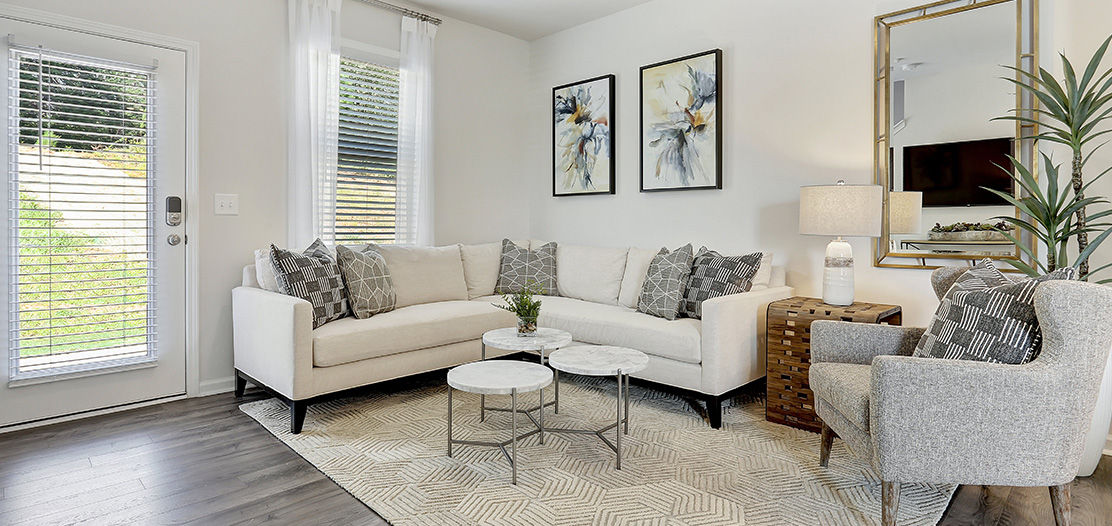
[873,0,1039,269]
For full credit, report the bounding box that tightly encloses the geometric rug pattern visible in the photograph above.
[240,375,954,525]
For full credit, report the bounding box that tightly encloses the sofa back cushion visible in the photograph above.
[618,247,659,309]
[460,240,526,299]
[556,244,629,305]
[373,244,468,308]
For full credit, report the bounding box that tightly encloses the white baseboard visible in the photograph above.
[198,375,236,396]
[0,394,186,434]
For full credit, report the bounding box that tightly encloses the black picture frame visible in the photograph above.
[552,74,616,197]
[639,49,723,192]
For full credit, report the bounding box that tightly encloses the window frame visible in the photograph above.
[335,41,401,246]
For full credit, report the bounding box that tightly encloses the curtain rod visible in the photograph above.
[355,0,442,25]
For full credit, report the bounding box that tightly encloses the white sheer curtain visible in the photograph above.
[287,0,341,248]
[396,16,437,246]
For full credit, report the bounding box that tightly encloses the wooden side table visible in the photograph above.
[765,296,902,433]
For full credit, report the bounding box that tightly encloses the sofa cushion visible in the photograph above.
[556,244,628,305]
[495,239,558,295]
[638,244,693,320]
[373,244,468,308]
[809,362,872,430]
[253,248,281,292]
[617,247,658,309]
[313,301,515,367]
[460,240,527,299]
[481,294,702,364]
[752,252,774,289]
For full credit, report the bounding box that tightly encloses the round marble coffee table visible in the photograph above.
[481,327,573,420]
[545,345,649,470]
[447,360,552,485]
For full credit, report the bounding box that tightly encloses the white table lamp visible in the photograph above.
[889,191,923,234]
[799,181,883,306]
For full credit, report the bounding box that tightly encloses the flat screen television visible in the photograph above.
[902,137,1014,207]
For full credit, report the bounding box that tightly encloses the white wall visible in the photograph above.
[2,0,529,393]
[527,0,950,327]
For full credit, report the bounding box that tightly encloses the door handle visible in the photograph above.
[167,234,181,246]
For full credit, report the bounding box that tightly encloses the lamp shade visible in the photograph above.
[799,183,883,237]
[889,191,923,234]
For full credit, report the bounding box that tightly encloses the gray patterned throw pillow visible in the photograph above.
[336,245,395,319]
[680,247,763,319]
[270,240,349,328]
[637,244,694,321]
[946,258,1010,295]
[914,266,1077,364]
[494,239,557,295]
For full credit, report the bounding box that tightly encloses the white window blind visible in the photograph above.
[8,45,157,379]
[337,57,399,245]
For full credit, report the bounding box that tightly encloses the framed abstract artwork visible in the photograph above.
[552,74,615,196]
[640,49,722,192]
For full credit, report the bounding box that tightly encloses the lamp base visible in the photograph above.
[823,238,855,306]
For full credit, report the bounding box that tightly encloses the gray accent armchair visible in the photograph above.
[809,272,1112,526]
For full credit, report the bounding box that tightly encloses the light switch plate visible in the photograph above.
[214,193,239,216]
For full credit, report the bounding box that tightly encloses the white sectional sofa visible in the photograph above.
[233,241,793,433]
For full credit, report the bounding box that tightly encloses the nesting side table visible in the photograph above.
[545,345,648,470]
[446,360,552,485]
[481,327,572,419]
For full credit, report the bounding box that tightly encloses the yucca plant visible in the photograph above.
[986,154,1112,280]
[996,35,1112,278]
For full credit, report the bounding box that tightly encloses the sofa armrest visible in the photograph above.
[870,355,1084,486]
[810,321,925,365]
[700,285,794,395]
[232,286,314,400]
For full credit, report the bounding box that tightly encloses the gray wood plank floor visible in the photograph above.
[0,386,1108,525]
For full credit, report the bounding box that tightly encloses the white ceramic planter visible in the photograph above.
[1079,345,1112,477]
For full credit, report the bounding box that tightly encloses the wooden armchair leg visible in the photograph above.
[882,481,900,526]
[819,423,834,467]
[1049,484,1071,526]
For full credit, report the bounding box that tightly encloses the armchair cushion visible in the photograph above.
[913,267,1076,364]
[810,362,872,429]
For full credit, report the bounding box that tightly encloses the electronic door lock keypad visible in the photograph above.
[166,196,182,226]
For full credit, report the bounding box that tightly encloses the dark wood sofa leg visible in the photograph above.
[706,394,722,429]
[234,372,247,398]
[1050,483,1071,526]
[290,401,307,434]
[819,423,834,467]
[882,481,900,526]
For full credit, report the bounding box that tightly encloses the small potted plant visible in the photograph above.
[494,282,542,337]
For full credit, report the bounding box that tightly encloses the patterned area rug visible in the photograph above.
[240,374,953,525]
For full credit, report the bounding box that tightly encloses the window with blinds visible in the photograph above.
[8,46,157,379]
[337,57,399,245]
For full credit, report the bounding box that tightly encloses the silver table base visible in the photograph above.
[480,341,560,421]
[448,385,545,485]
[543,372,631,469]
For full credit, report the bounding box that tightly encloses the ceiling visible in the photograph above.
[406,0,656,41]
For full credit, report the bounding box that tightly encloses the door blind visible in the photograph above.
[337,57,398,245]
[8,45,158,379]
